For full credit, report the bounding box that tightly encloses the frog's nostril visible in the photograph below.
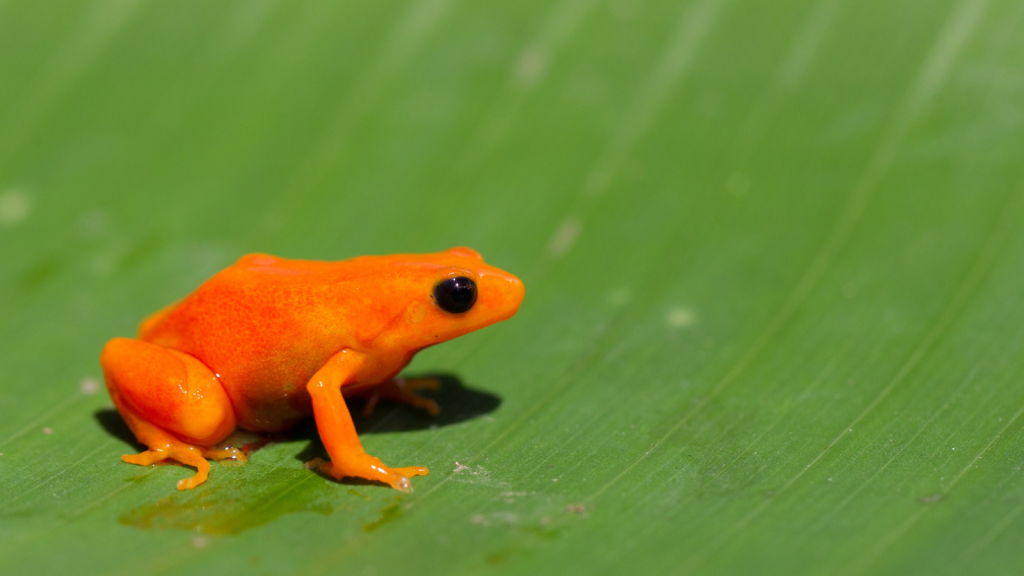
[511,279,525,305]
[476,267,524,312]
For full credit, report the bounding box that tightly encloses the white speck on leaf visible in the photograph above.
[516,46,547,88]
[548,217,582,258]
[607,287,633,307]
[79,377,100,395]
[0,189,31,226]
[666,307,696,329]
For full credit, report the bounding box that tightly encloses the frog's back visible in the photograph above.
[137,254,361,431]
[139,253,335,341]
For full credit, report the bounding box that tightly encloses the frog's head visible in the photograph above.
[365,247,524,352]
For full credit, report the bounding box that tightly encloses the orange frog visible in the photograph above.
[100,247,524,492]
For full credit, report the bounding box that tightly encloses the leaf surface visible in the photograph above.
[1,0,1023,574]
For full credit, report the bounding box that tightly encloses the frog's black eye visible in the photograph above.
[433,276,477,314]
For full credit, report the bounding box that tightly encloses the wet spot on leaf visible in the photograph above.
[363,500,403,533]
[348,489,371,502]
[519,524,561,540]
[120,470,347,534]
[486,547,526,565]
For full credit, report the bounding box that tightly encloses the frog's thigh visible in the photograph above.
[101,338,237,489]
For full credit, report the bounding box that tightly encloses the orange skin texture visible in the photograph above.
[100,247,524,491]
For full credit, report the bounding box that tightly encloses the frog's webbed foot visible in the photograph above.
[122,442,211,490]
[360,377,441,417]
[121,444,244,490]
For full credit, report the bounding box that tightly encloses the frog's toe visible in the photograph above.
[176,462,211,491]
[203,446,247,463]
[388,475,413,492]
[304,457,330,474]
[168,447,212,490]
[122,449,167,466]
[404,377,441,392]
[123,446,211,490]
[410,396,441,416]
[379,465,429,492]
[392,465,429,478]
[359,377,442,417]
[305,457,343,482]
[390,378,442,416]
[304,456,327,469]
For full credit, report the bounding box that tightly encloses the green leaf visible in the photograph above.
[2,0,1023,573]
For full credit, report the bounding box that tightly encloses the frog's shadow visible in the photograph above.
[94,373,501,459]
[291,373,502,463]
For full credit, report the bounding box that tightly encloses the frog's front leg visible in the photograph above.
[305,349,429,491]
[355,376,441,417]
[100,338,241,490]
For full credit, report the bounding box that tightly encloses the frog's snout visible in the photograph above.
[478,267,524,321]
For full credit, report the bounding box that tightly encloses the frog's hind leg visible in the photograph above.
[100,338,238,490]
[113,401,213,490]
